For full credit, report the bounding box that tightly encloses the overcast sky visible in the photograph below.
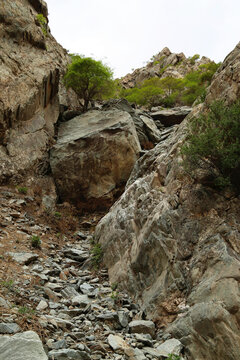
[46,0,240,78]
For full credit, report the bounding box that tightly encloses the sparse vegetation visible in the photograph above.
[36,14,48,36]
[54,211,61,218]
[167,355,181,360]
[0,279,14,290]
[31,235,41,249]
[111,282,118,291]
[91,243,103,268]
[111,290,120,301]
[18,306,35,315]
[181,101,240,190]
[17,186,28,194]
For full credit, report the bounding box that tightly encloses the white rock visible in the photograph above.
[36,300,48,311]
[108,334,130,352]
[0,331,47,360]
[156,338,183,356]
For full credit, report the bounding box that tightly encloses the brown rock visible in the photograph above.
[0,0,69,182]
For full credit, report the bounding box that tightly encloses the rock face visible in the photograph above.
[205,41,240,105]
[121,47,212,89]
[0,331,47,360]
[50,109,141,210]
[0,0,68,183]
[150,106,192,127]
[102,99,162,148]
[95,43,240,360]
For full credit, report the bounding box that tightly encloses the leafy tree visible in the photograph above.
[159,77,184,97]
[181,101,240,189]
[64,55,113,112]
[122,78,164,108]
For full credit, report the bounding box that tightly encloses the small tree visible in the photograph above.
[64,55,113,112]
[181,101,240,189]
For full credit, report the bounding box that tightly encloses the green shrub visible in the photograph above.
[181,101,240,189]
[120,61,220,109]
[31,235,41,249]
[167,355,181,360]
[36,14,47,36]
[190,54,200,65]
[0,279,14,290]
[17,186,28,195]
[18,306,35,315]
[54,212,61,218]
[111,282,118,291]
[91,243,103,268]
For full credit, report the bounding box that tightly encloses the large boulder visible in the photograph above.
[0,331,47,360]
[94,42,240,360]
[50,109,141,210]
[0,0,68,183]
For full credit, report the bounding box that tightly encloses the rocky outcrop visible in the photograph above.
[205,41,240,105]
[0,0,68,183]
[95,43,240,360]
[150,106,192,127]
[121,47,212,88]
[50,109,141,210]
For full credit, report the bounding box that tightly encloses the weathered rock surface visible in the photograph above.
[0,323,21,334]
[0,331,47,360]
[102,99,162,148]
[0,0,68,183]
[205,42,240,105]
[151,106,192,126]
[95,42,240,360]
[50,109,141,210]
[7,252,39,265]
[121,47,212,89]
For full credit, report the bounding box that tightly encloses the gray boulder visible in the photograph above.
[0,331,47,360]
[50,109,141,210]
[129,320,155,338]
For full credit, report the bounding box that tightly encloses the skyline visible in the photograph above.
[46,0,240,78]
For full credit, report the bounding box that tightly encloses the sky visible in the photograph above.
[46,0,240,78]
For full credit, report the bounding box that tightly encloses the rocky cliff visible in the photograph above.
[95,43,240,360]
[0,0,69,183]
[121,47,212,88]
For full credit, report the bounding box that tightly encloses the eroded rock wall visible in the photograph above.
[95,43,240,360]
[0,0,69,182]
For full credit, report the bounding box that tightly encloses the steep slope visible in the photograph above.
[95,43,240,360]
[121,47,212,88]
[0,0,69,183]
